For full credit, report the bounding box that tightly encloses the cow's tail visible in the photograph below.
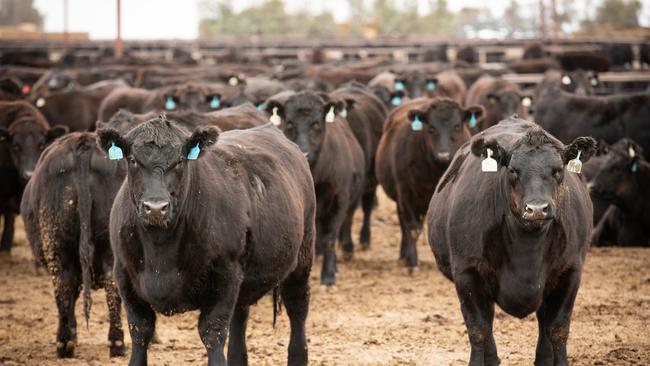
[272,286,283,328]
[77,144,94,328]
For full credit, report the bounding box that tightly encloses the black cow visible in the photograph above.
[97,117,315,365]
[535,89,650,159]
[590,139,650,247]
[21,133,127,358]
[427,118,596,365]
[536,70,600,97]
[376,97,483,271]
[465,75,533,131]
[266,90,365,286]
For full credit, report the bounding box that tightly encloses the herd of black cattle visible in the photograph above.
[0,42,649,366]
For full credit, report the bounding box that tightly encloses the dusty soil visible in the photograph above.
[0,190,649,366]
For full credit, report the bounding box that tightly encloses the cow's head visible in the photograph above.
[97,116,219,227]
[407,98,483,165]
[471,127,597,231]
[559,70,599,95]
[0,117,68,180]
[160,83,229,113]
[485,90,534,126]
[265,91,342,167]
[590,139,644,207]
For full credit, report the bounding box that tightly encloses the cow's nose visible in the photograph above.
[523,202,549,220]
[143,201,169,216]
[23,170,34,179]
[436,152,451,162]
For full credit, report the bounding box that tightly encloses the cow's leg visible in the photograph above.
[227,305,249,366]
[319,203,346,286]
[52,252,81,358]
[105,275,125,357]
[397,199,420,272]
[535,269,581,366]
[198,265,241,366]
[359,190,376,250]
[281,261,310,366]
[0,211,15,252]
[455,270,500,366]
[339,203,357,261]
[115,262,156,366]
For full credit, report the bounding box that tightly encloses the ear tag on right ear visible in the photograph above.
[561,75,572,85]
[187,143,200,160]
[631,160,639,173]
[228,76,239,86]
[165,97,176,110]
[567,150,582,174]
[256,103,265,110]
[326,106,335,123]
[210,95,221,109]
[482,148,498,172]
[391,95,402,106]
[426,80,436,91]
[108,142,123,160]
[269,106,281,126]
[36,97,45,108]
[394,80,405,91]
[469,112,477,128]
[411,115,423,131]
[340,108,347,118]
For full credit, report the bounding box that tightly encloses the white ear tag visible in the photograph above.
[325,106,335,123]
[567,150,583,174]
[521,97,532,107]
[269,107,281,126]
[340,108,347,118]
[561,75,572,85]
[228,76,239,86]
[628,146,636,158]
[481,148,498,172]
[36,97,45,108]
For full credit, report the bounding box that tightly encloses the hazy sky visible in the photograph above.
[34,0,650,40]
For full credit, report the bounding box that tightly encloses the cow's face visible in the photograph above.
[0,119,67,180]
[97,117,218,227]
[472,130,596,231]
[559,70,598,95]
[407,99,483,165]
[486,90,533,120]
[590,139,643,205]
[266,92,336,167]
[161,84,227,113]
[392,71,426,99]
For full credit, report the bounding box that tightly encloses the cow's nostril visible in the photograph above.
[143,201,169,216]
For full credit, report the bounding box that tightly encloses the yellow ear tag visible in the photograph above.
[325,106,335,123]
[228,77,239,86]
[36,97,45,108]
[567,150,582,174]
[269,106,281,126]
[482,148,498,172]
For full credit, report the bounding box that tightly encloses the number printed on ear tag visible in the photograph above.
[469,112,477,128]
[482,148,498,172]
[269,107,281,126]
[326,106,335,123]
[108,142,123,160]
[567,150,582,174]
[187,143,201,160]
[411,115,423,131]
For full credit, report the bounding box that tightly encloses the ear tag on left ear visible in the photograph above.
[36,97,45,108]
[469,112,477,128]
[326,106,335,123]
[394,81,405,91]
[567,150,582,174]
[228,76,239,86]
[165,97,176,110]
[108,142,123,160]
[482,148,498,172]
[340,108,347,118]
[631,160,639,173]
[210,96,221,109]
[256,103,265,110]
[391,95,402,106]
[628,146,636,158]
[269,106,281,126]
[187,143,200,160]
[411,115,423,131]
[426,80,436,91]
[521,97,532,107]
[591,77,598,86]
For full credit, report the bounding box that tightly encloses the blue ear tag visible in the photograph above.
[426,80,436,91]
[108,142,123,160]
[165,97,176,110]
[469,112,477,128]
[391,95,402,106]
[632,160,639,173]
[187,143,200,160]
[411,115,423,131]
[210,96,221,109]
[256,103,265,110]
[394,81,405,91]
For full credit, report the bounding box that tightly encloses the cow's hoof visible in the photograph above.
[341,250,354,262]
[405,266,419,276]
[151,331,162,344]
[109,340,126,357]
[319,284,337,293]
[360,241,370,251]
[56,340,76,358]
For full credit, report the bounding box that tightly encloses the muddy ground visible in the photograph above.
[0,190,649,365]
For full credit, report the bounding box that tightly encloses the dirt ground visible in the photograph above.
[0,190,649,366]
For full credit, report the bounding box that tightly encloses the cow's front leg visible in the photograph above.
[199,263,242,366]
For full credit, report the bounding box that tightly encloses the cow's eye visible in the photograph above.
[285,122,294,130]
[454,124,462,131]
[311,122,321,131]
[38,143,45,151]
[553,169,563,181]
[508,167,519,180]
[128,156,137,166]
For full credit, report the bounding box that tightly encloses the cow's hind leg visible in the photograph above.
[397,199,420,272]
[51,251,81,358]
[227,305,250,366]
[339,204,358,261]
[359,189,376,250]
[281,265,310,366]
[535,269,581,366]
[105,276,125,357]
[0,211,15,252]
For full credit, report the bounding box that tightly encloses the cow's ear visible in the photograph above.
[463,105,485,127]
[323,100,344,122]
[0,78,23,99]
[265,100,284,126]
[471,138,510,167]
[96,128,129,159]
[0,128,9,143]
[46,125,69,143]
[184,126,220,160]
[406,108,427,123]
[595,139,609,156]
[344,98,356,111]
[563,136,597,164]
